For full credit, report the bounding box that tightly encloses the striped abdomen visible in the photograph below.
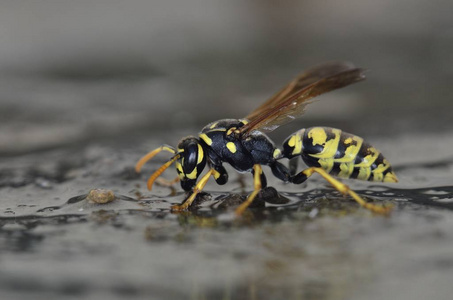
[282,127,398,182]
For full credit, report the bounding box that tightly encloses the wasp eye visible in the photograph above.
[181,141,199,173]
[176,137,206,189]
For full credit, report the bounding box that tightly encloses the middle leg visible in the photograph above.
[235,164,264,216]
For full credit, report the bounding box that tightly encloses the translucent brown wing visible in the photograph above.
[239,62,366,137]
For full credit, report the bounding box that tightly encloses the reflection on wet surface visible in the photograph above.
[1,147,453,299]
[0,81,450,299]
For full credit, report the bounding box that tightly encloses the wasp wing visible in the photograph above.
[239,62,366,137]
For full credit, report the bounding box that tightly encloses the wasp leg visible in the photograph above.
[292,167,393,215]
[146,155,179,190]
[211,164,228,185]
[288,157,299,176]
[235,165,264,216]
[270,161,291,182]
[171,169,215,211]
[258,168,267,189]
[155,176,180,187]
[135,145,176,173]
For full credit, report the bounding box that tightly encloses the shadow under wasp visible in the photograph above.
[135,62,398,215]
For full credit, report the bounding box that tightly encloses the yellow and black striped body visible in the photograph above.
[282,127,398,183]
[135,62,398,215]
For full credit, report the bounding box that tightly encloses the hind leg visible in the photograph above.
[270,161,291,182]
[292,167,393,214]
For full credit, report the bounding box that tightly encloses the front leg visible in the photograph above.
[211,164,229,185]
[171,169,214,211]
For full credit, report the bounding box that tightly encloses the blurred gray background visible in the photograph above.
[0,0,452,155]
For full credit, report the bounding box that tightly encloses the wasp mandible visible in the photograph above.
[135,62,398,215]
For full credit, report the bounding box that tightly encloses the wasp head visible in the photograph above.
[175,137,207,191]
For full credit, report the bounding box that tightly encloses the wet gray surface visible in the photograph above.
[1,1,453,300]
[1,138,453,300]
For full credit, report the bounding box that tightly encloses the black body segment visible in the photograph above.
[198,119,290,183]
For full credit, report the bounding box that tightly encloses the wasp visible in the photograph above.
[135,62,398,215]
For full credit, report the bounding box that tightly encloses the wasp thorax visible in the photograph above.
[175,137,207,191]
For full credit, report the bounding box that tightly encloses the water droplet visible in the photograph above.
[35,178,53,189]
[308,208,319,219]
[422,189,449,195]
[432,197,453,203]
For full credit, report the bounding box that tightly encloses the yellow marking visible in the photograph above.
[344,137,353,144]
[175,162,184,174]
[273,148,282,159]
[212,169,221,180]
[185,168,198,180]
[235,164,263,215]
[373,171,384,182]
[226,127,236,136]
[384,171,398,183]
[358,166,371,181]
[199,133,212,146]
[308,127,327,146]
[300,167,393,214]
[226,142,237,153]
[209,122,218,129]
[335,136,363,163]
[318,159,334,173]
[206,128,227,132]
[355,147,379,168]
[338,162,354,178]
[371,159,391,182]
[288,134,302,155]
[307,129,343,174]
[309,128,341,159]
[171,169,214,211]
[197,144,204,164]
[240,119,249,125]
